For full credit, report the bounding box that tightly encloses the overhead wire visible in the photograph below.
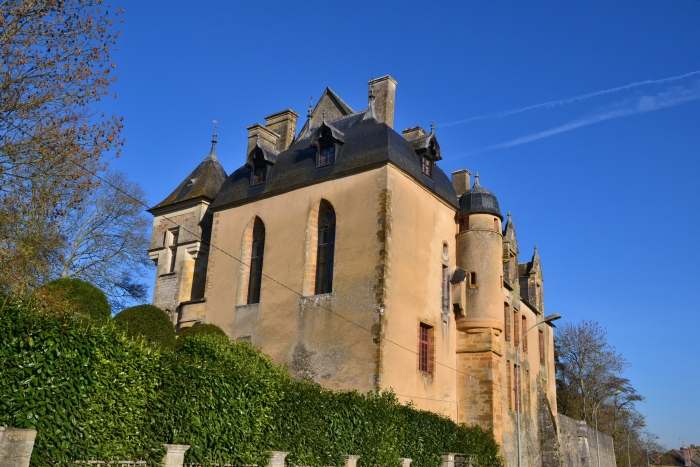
[68,159,552,408]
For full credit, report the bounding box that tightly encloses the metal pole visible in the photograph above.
[516,314,560,467]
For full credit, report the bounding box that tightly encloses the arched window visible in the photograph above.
[315,201,336,294]
[247,217,265,304]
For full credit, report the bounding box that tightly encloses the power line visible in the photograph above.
[70,160,550,403]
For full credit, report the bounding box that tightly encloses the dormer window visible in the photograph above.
[310,121,345,168]
[252,165,267,185]
[421,156,433,178]
[320,145,335,166]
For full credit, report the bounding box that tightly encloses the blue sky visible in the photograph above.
[106,0,700,448]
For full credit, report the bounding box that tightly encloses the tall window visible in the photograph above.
[252,165,267,185]
[469,272,477,288]
[504,303,511,342]
[539,329,545,364]
[513,310,519,344]
[421,156,433,177]
[442,265,449,314]
[247,217,265,304]
[522,315,528,351]
[315,201,336,294]
[167,228,179,273]
[319,145,335,166]
[419,323,434,374]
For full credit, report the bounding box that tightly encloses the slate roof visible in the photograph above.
[150,142,227,212]
[211,111,458,210]
[458,174,503,219]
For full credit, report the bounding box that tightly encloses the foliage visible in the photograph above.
[41,277,111,322]
[114,305,176,350]
[1,303,501,467]
[57,170,153,311]
[555,320,653,467]
[0,0,124,296]
[0,298,164,465]
[175,323,227,350]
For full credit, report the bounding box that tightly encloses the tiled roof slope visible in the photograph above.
[150,143,227,212]
[211,111,458,210]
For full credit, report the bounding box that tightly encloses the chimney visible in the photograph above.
[368,75,397,128]
[246,123,280,156]
[681,448,691,467]
[451,169,471,196]
[402,126,428,140]
[264,109,299,151]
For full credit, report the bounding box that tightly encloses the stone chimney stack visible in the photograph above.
[368,75,397,128]
[451,169,471,196]
[246,123,280,156]
[681,448,691,467]
[264,109,299,152]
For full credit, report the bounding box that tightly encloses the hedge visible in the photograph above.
[41,278,111,322]
[0,300,502,467]
[0,299,163,465]
[174,323,227,351]
[114,304,176,350]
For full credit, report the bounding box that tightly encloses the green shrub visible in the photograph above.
[41,278,111,321]
[1,302,501,467]
[175,323,227,350]
[0,299,164,465]
[114,305,175,350]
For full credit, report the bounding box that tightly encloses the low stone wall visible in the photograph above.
[558,415,615,467]
[0,427,36,467]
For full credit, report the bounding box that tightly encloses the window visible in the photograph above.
[504,303,511,342]
[494,218,500,232]
[469,272,477,288]
[167,229,179,273]
[459,216,469,232]
[507,359,512,410]
[247,217,265,304]
[513,310,519,344]
[522,315,527,351]
[315,201,336,294]
[442,265,449,314]
[319,145,335,166]
[421,156,433,177]
[539,329,545,365]
[252,165,267,185]
[418,323,434,373]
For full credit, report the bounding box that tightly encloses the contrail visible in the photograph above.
[468,82,700,154]
[439,70,700,128]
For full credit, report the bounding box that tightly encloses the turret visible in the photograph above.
[453,173,504,333]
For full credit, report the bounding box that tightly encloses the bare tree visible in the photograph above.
[57,170,152,311]
[0,0,124,295]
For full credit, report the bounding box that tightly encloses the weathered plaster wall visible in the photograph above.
[380,164,458,418]
[205,167,386,393]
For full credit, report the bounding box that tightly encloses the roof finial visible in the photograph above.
[207,119,218,160]
[508,211,512,220]
[431,121,435,134]
[473,172,480,187]
[307,96,313,119]
[534,245,538,254]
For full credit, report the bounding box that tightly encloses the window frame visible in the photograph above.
[318,144,336,167]
[167,228,179,273]
[247,218,265,304]
[251,164,267,186]
[418,323,435,374]
[314,201,336,295]
[421,156,433,178]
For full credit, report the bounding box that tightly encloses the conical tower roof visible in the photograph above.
[149,137,227,212]
[458,173,503,219]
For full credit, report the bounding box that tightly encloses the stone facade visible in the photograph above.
[147,75,615,467]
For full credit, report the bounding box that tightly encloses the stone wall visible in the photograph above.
[558,414,615,467]
[0,427,35,467]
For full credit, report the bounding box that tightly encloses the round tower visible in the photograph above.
[455,173,504,333]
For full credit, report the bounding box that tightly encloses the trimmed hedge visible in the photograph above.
[0,299,163,465]
[175,323,227,350]
[114,305,176,350]
[1,301,502,467]
[41,278,111,322]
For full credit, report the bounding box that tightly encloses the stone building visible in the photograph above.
[147,76,613,467]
